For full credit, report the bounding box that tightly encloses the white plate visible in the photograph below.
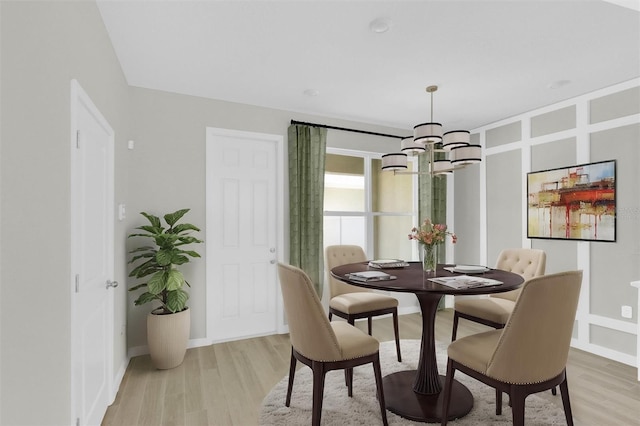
[452,265,489,274]
[370,259,402,265]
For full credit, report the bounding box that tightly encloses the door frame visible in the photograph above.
[70,79,116,423]
[205,127,286,342]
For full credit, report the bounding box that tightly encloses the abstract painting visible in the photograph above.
[527,160,616,242]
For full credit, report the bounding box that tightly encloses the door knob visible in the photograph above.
[106,280,119,289]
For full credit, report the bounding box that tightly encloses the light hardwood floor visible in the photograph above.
[102,309,640,425]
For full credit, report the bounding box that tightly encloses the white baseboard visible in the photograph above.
[110,357,130,404]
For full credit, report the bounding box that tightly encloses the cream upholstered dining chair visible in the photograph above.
[325,245,401,362]
[441,270,583,426]
[277,263,388,426]
[451,248,546,341]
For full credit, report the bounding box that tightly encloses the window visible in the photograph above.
[324,150,417,260]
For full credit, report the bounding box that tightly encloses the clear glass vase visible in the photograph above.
[421,244,438,274]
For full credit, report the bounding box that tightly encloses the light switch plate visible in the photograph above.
[118,204,126,221]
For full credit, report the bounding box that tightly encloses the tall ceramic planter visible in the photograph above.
[147,307,190,369]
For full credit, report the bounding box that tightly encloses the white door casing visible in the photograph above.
[206,127,284,343]
[70,80,115,426]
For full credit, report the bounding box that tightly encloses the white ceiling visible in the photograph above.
[97,0,640,132]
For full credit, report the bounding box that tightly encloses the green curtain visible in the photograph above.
[287,124,327,297]
[418,150,448,246]
[419,150,448,309]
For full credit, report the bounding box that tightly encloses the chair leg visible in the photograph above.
[311,361,327,426]
[285,351,297,407]
[328,312,333,321]
[559,375,575,426]
[392,309,402,362]
[552,386,557,395]
[345,315,357,388]
[496,389,502,415]
[510,386,526,426]
[440,359,456,426]
[346,367,353,397]
[451,311,460,341]
[372,354,389,426]
[367,317,373,335]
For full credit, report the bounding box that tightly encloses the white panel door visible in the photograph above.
[71,80,115,426]
[206,128,282,342]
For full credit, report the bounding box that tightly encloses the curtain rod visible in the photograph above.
[290,120,405,140]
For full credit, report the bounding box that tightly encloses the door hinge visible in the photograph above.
[75,274,80,293]
[76,130,80,149]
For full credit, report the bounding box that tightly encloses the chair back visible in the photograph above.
[486,270,582,384]
[325,245,371,297]
[491,248,546,301]
[277,263,342,361]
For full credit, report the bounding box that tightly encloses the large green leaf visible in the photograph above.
[155,233,179,248]
[133,225,163,235]
[171,254,189,265]
[129,259,161,278]
[128,252,155,265]
[180,250,201,258]
[166,269,184,291]
[141,212,161,228]
[134,291,159,306]
[171,223,200,234]
[156,248,174,266]
[175,236,203,246]
[166,289,189,313]
[128,282,148,292]
[164,209,190,227]
[128,245,155,253]
[147,271,167,294]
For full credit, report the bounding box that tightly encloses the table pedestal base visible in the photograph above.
[382,370,473,423]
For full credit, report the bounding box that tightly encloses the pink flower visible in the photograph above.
[408,218,457,247]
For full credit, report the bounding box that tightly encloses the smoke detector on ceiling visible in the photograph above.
[369,18,392,34]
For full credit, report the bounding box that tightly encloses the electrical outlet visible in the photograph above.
[621,305,632,319]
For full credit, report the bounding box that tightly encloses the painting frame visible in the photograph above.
[527,160,616,242]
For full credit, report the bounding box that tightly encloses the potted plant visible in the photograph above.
[128,208,203,369]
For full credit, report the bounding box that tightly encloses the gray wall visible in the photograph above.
[456,81,640,362]
[127,88,406,349]
[1,1,131,424]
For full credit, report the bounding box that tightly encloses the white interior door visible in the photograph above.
[70,80,115,426]
[206,128,283,342]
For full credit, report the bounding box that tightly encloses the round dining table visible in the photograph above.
[330,261,524,423]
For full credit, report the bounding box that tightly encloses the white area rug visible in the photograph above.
[259,339,573,425]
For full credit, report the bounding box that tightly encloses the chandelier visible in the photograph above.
[381,85,482,175]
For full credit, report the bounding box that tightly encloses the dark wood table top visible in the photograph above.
[330,261,524,296]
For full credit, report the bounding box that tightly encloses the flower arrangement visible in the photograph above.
[409,218,456,273]
[408,218,457,246]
